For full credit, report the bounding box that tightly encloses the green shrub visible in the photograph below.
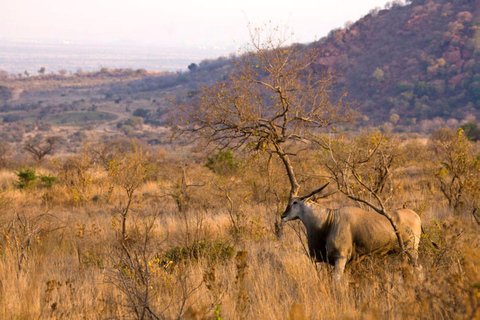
[15,168,37,189]
[15,169,57,189]
[460,122,480,141]
[39,174,57,188]
[205,150,238,174]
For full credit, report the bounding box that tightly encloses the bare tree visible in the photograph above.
[57,151,94,204]
[177,26,353,202]
[167,163,204,214]
[24,136,58,162]
[318,131,414,259]
[108,143,156,241]
[108,219,164,319]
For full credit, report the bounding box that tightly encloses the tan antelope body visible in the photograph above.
[281,185,422,280]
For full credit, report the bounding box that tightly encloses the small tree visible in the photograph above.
[133,108,150,119]
[188,63,198,72]
[428,127,480,216]
[108,142,155,241]
[177,26,353,202]
[24,136,58,162]
[15,168,38,189]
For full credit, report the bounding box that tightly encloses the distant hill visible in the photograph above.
[126,0,480,128]
[312,0,480,125]
[2,0,480,134]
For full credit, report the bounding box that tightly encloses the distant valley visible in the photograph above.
[1,0,480,148]
[0,40,235,74]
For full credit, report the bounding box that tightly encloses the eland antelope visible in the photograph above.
[281,183,422,281]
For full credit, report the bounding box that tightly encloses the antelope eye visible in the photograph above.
[292,201,298,205]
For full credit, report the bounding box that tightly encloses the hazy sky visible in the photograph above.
[2,0,394,48]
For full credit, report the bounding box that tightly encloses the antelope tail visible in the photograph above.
[421,225,439,249]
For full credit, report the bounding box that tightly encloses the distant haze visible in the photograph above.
[1,0,396,74]
[3,0,394,47]
[0,42,234,74]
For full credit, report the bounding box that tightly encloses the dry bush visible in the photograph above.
[54,152,94,205]
[107,143,157,240]
[427,127,480,217]
[0,169,17,190]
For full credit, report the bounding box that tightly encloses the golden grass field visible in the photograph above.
[0,136,478,320]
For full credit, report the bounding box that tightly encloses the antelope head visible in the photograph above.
[281,183,329,222]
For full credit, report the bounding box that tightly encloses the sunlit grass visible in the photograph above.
[0,144,478,319]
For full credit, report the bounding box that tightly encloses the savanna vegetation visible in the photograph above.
[0,1,479,319]
[0,126,478,319]
[0,26,479,320]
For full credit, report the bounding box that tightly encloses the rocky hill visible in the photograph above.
[117,0,480,128]
[311,0,480,125]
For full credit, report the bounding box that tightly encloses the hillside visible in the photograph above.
[102,0,480,128]
[2,0,480,140]
[312,0,480,125]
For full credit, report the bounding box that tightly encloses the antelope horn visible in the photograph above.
[300,182,330,201]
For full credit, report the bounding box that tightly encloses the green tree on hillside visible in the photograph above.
[460,122,480,141]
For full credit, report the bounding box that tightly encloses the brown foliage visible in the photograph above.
[180,26,354,201]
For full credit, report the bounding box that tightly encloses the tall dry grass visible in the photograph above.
[0,144,478,319]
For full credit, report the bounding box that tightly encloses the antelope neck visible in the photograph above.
[301,203,334,234]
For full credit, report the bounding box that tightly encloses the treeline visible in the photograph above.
[106,56,233,95]
[0,67,153,81]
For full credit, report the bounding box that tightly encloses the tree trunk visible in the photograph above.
[122,190,134,241]
[274,144,300,239]
[275,144,300,202]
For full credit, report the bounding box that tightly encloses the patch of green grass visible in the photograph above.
[43,111,117,125]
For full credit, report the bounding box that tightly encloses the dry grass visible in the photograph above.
[0,147,478,320]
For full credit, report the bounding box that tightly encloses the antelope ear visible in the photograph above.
[300,183,329,201]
